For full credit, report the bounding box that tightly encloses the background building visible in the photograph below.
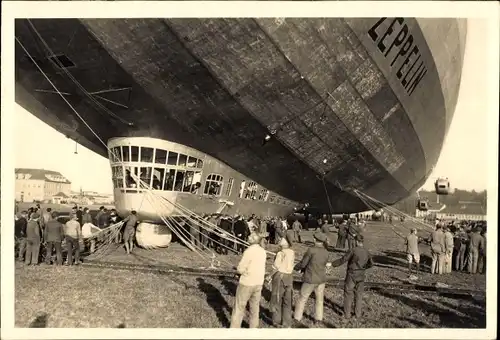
[15,168,71,203]
[435,201,487,221]
[415,200,486,221]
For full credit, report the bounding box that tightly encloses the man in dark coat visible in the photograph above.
[336,220,348,249]
[233,216,248,254]
[74,206,83,226]
[347,219,359,250]
[95,206,105,226]
[44,211,65,265]
[98,208,110,228]
[122,210,138,254]
[25,213,42,265]
[330,234,374,319]
[293,232,331,326]
[15,211,28,261]
[219,216,233,254]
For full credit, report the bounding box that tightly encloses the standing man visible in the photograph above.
[219,215,234,253]
[95,206,105,226]
[428,224,445,274]
[330,234,374,319]
[443,226,454,273]
[291,218,302,244]
[347,219,358,250]
[468,226,485,274]
[44,211,65,265]
[15,211,28,261]
[274,218,283,245]
[122,210,138,254]
[233,216,248,254]
[82,220,97,254]
[82,208,93,225]
[269,234,295,328]
[293,232,330,326]
[230,233,267,328]
[25,212,42,266]
[405,228,420,276]
[454,226,468,271]
[98,208,110,229]
[336,220,347,249]
[64,214,82,265]
[478,229,486,274]
[42,208,52,228]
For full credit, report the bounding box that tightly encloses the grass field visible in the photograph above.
[14,220,486,328]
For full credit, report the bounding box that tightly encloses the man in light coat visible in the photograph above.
[443,226,454,273]
[230,233,267,328]
[428,224,445,274]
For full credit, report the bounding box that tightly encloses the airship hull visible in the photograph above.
[14,18,466,215]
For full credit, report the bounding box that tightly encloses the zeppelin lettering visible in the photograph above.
[368,18,427,97]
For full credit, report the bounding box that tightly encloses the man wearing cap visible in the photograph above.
[330,234,374,319]
[269,233,295,328]
[293,231,330,326]
[25,212,42,265]
[468,226,485,274]
[427,224,445,274]
[230,232,267,328]
[64,214,82,265]
[405,228,420,275]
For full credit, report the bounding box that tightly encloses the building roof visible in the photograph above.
[53,192,69,198]
[439,202,486,216]
[15,168,71,184]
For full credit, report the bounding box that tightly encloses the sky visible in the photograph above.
[13,19,490,194]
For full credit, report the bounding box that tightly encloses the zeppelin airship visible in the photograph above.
[15,18,466,244]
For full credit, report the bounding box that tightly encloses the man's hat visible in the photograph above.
[247,232,261,245]
[31,213,40,219]
[313,232,327,243]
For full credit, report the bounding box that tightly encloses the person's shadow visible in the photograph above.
[29,313,48,328]
[196,278,231,327]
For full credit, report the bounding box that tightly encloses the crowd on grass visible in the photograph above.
[14,203,486,328]
[14,204,127,265]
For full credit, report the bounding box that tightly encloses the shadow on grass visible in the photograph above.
[197,278,231,328]
[376,291,486,328]
[324,296,343,317]
[29,313,48,328]
[396,316,431,328]
[383,250,433,271]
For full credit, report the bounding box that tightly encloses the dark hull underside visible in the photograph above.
[14,18,466,213]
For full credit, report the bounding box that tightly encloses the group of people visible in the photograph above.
[193,213,364,256]
[404,220,487,276]
[231,227,373,328]
[14,204,139,265]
